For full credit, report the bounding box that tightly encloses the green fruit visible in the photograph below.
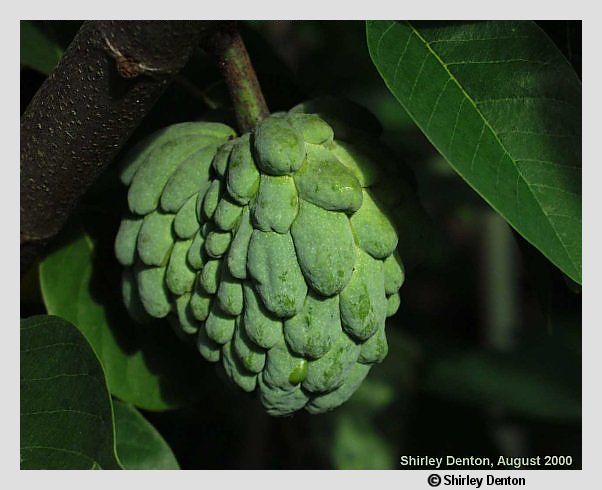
[115,103,406,416]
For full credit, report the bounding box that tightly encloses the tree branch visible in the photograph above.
[202,22,269,132]
[20,20,212,274]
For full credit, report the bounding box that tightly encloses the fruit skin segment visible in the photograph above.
[115,102,407,416]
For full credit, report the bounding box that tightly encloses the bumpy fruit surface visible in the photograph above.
[115,101,406,416]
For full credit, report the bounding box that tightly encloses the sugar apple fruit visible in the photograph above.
[115,101,407,416]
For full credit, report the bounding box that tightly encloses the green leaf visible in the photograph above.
[39,228,206,411]
[20,21,63,74]
[367,20,581,284]
[20,315,121,469]
[113,400,179,469]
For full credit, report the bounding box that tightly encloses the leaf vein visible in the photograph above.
[447,98,466,154]
[546,213,582,221]
[476,96,578,109]
[392,30,415,85]
[426,78,452,130]
[375,21,396,59]
[446,58,552,67]
[516,158,580,170]
[21,342,81,353]
[470,123,487,172]
[499,129,578,139]
[22,408,105,420]
[529,183,581,197]
[22,372,99,383]
[428,35,532,45]
[408,52,430,103]
[21,446,101,467]
[407,22,580,278]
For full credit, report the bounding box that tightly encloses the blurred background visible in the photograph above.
[20,20,581,469]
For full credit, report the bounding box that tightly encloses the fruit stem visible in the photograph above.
[203,22,269,133]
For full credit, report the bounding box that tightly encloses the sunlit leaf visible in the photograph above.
[367,20,581,283]
[40,229,207,411]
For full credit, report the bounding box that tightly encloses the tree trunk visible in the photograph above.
[20,20,211,273]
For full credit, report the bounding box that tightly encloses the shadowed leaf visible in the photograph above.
[20,21,63,74]
[20,315,121,469]
[113,401,179,469]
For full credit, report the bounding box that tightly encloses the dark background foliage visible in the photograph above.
[20,20,581,469]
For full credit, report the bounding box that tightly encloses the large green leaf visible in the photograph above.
[113,401,179,469]
[20,21,63,74]
[367,20,581,284]
[20,315,121,469]
[39,229,206,411]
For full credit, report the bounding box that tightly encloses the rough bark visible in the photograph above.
[20,20,211,273]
